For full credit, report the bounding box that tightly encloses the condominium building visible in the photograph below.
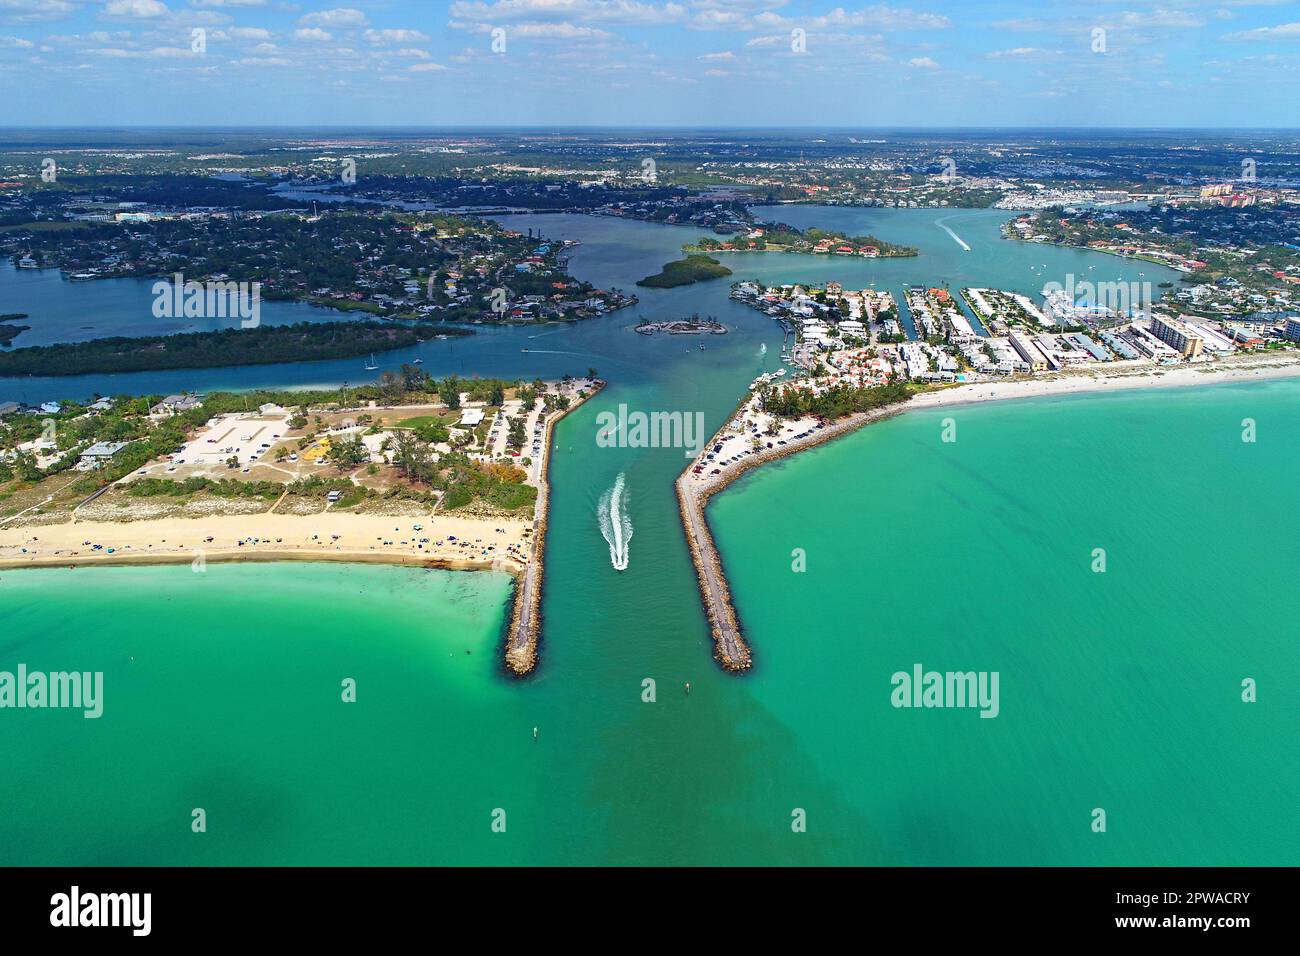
[1149,315,1204,359]
[1008,329,1049,371]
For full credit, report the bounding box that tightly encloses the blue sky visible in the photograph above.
[1,0,1298,127]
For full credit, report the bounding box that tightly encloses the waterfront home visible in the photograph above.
[78,441,129,471]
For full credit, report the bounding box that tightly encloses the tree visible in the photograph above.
[391,430,435,483]
[399,363,427,391]
[331,433,368,471]
[414,420,449,444]
[440,375,461,410]
[378,371,404,405]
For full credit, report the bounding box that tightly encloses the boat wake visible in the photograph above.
[935,215,971,252]
[759,343,768,358]
[597,473,633,571]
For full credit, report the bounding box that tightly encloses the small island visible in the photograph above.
[688,225,918,259]
[636,253,733,289]
[0,323,30,347]
[0,321,462,376]
[635,314,727,335]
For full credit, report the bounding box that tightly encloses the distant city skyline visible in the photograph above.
[1,1,1299,128]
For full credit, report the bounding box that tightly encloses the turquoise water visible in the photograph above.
[1,207,1292,865]
[3,381,1295,865]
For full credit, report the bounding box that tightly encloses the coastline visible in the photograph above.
[0,380,602,680]
[0,510,531,574]
[676,353,1300,671]
[502,380,604,677]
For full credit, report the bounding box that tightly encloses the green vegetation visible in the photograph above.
[0,324,30,346]
[693,227,918,257]
[758,380,912,420]
[128,476,282,500]
[0,322,440,376]
[439,456,536,512]
[637,254,732,289]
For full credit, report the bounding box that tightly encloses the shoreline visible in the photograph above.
[676,354,1300,671]
[0,510,532,575]
[0,549,503,573]
[0,380,603,681]
[502,380,603,677]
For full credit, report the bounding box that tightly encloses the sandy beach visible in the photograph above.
[902,355,1300,414]
[673,353,1300,671]
[0,511,531,573]
[685,354,1300,497]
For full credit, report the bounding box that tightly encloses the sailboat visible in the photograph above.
[364,354,379,371]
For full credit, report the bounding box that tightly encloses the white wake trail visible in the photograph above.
[597,473,633,571]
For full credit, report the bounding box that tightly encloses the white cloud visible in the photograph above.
[1224,21,1300,40]
[457,20,615,38]
[299,8,368,29]
[364,28,430,44]
[103,0,170,19]
[449,0,686,26]
[908,55,938,68]
[294,27,333,42]
[0,0,73,23]
[698,49,734,59]
[692,4,950,33]
[408,61,447,71]
[0,33,34,46]
[986,46,1057,58]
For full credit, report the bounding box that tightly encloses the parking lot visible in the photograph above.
[135,412,296,480]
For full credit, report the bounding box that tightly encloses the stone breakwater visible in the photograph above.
[503,382,603,677]
[675,476,751,672]
[676,400,910,672]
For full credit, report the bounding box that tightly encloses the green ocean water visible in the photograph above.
[1,207,1295,865]
[2,380,1296,866]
